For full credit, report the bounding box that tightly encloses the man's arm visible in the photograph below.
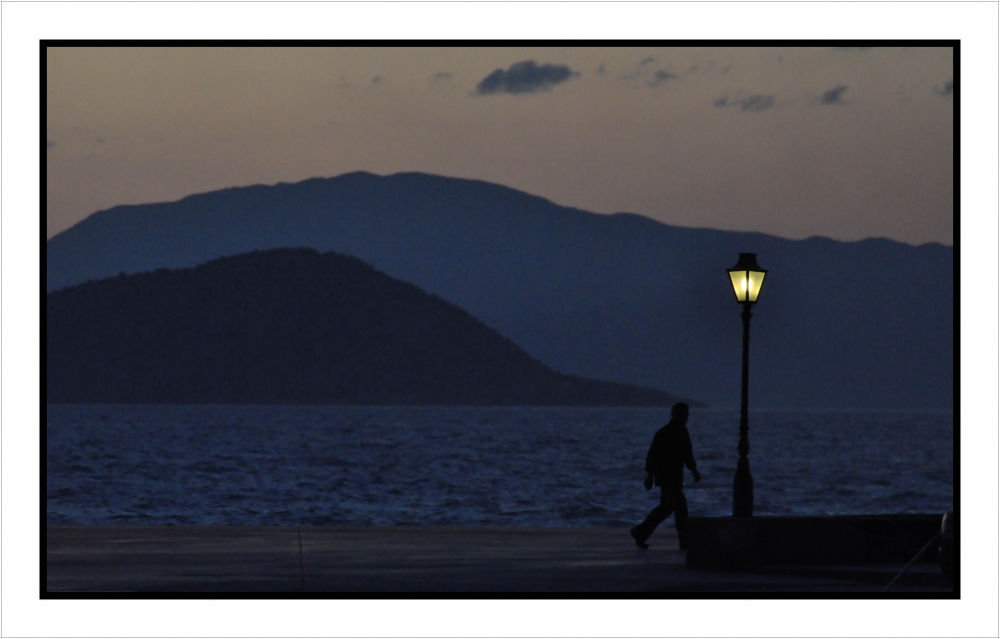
[684,430,701,482]
[643,432,659,490]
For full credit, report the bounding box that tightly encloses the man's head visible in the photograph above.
[671,402,689,424]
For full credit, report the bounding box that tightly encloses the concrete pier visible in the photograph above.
[45,526,951,593]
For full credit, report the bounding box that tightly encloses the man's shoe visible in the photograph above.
[630,526,649,550]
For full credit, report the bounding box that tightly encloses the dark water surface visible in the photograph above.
[46,406,954,526]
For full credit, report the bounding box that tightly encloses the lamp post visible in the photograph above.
[726,253,768,517]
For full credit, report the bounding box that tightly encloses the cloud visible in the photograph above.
[429,72,457,92]
[820,85,848,104]
[934,79,953,97]
[714,95,776,112]
[739,95,775,111]
[475,60,579,95]
[648,69,679,87]
[330,73,353,89]
[371,75,383,85]
[621,58,682,85]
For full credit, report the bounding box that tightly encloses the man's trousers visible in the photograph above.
[634,483,689,548]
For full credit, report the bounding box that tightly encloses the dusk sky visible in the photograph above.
[46,46,953,245]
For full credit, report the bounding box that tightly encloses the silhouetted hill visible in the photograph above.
[47,171,954,409]
[46,249,690,406]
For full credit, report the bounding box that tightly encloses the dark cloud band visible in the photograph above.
[740,95,775,111]
[820,85,848,104]
[715,95,776,112]
[649,69,678,86]
[475,60,579,95]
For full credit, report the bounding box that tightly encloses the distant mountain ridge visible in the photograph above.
[47,249,689,405]
[46,171,954,409]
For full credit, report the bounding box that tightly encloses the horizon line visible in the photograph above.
[45,169,954,249]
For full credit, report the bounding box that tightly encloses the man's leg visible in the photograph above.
[632,485,676,546]
[673,488,690,549]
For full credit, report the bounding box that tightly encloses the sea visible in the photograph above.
[46,405,954,527]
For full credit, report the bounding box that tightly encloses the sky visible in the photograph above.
[46,46,954,245]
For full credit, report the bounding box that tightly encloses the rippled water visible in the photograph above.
[46,405,954,526]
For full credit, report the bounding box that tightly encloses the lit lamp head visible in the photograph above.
[727,253,768,304]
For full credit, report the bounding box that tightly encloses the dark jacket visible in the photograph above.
[644,420,697,486]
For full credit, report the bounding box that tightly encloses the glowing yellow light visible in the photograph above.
[728,254,767,304]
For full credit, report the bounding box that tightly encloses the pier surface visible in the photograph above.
[45,526,950,593]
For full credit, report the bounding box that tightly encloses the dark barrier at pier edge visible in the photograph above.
[686,514,943,569]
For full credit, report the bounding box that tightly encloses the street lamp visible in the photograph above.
[727,253,768,517]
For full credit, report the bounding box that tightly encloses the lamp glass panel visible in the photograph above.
[747,270,766,302]
[729,271,749,302]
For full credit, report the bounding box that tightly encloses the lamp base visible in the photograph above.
[733,458,754,517]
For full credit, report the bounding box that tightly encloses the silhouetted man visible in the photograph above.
[631,402,700,549]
